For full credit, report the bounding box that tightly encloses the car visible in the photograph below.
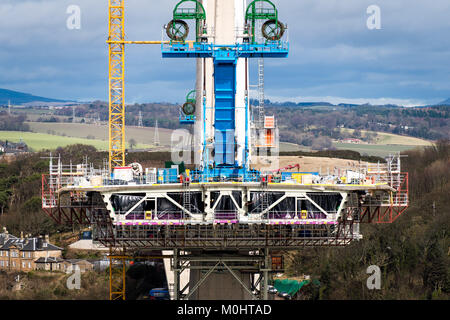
[268,285,278,294]
[276,291,292,299]
[149,288,170,300]
[281,292,292,300]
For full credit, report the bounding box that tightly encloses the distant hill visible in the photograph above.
[436,98,450,106]
[0,88,73,105]
[249,98,407,108]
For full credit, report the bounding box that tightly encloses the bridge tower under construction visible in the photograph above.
[41,0,409,300]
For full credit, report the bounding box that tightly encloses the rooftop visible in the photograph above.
[35,256,64,263]
[0,232,62,252]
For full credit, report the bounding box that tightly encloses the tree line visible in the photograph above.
[27,102,449,147]
[0,112,29,131]
[286,140,449,300]
[0,142,448,299]
[267,105,449,144]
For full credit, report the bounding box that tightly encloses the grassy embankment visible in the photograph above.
[333,128,433,157]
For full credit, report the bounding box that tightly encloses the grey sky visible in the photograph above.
[1,0,449,106]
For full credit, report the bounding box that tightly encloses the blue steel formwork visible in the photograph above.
[162,42,289,59]
[214,55,237,166]
[162,41,288,179]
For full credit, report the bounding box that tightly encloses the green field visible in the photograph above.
[279,142,311,152]
[339,128,432,146]
[332,128,432,157]
[0,131,151,152]
[27,122,173,147]
[27,122,309,153]
[4,121,433,157]
[1,129,429,156]
[333,142,424,157]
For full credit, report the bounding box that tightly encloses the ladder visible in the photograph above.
[257,0,265,129]
[182,180,191,216]
[261,178,269,213]
[257,58,265,128]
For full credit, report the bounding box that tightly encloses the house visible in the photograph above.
[341,138,362,144]
[61,259,94,273]
[0,140,28,155]
[0,228,106,273]
[0,229,63,272]
[34,257,65,271]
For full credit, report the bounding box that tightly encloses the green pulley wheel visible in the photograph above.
[166,20,189,41]
[262,19,285,41]
[182,102,196,115]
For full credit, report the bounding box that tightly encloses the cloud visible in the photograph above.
[0,0,449,104]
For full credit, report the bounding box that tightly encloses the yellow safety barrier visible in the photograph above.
[301,210,307,219]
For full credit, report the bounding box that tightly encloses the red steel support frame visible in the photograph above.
[359,172,409,223]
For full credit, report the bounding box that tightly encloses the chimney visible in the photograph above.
[37,236,43,250]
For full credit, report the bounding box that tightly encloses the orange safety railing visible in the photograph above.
[41,174,57,209]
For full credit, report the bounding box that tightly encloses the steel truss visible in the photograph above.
[41,189,358,250]
[107,248,279,301]
[108,223,355,249]
[358,205,409,224]
[172,248,273,300]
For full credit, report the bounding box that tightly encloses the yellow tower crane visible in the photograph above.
[107,0,193,170]
[108,0,126,169]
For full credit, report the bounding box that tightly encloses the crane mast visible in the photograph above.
[108,0,126,169]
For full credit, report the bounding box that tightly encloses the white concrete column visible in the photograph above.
[194,0,249,167]
[235,0,248,166]
[195,0,216,168]
[163,250,190,300]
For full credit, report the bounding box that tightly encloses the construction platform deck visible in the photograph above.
[41,155,408,250]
